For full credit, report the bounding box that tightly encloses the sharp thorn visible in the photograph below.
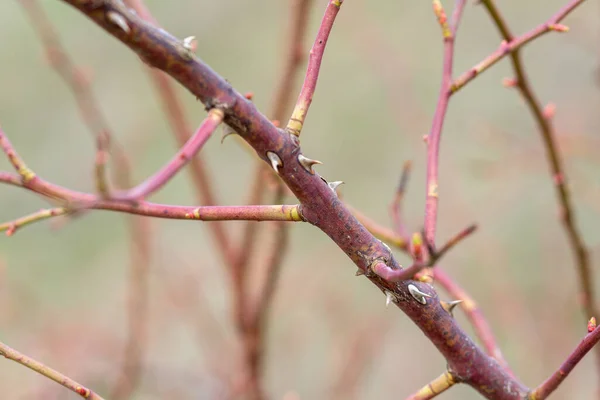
[385,291,395,307]
[408,284,431,305]
[106,11,130,34]
[328,181,344,193]
[267,151,283,173]
[221,125,236,143]
[441,299,463,315]
[355,269,365,276]
[298,154,322,174]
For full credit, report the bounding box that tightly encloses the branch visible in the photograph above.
[0,340,105,400]
[424,0,467,246]
[405,371,457,400]
[389,160,412,237]
[452,1,581,93]
[0,207,67,236]
[286,0,344,136]
[529,321,600,399]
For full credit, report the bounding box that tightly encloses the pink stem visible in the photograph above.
[286,0,343,136]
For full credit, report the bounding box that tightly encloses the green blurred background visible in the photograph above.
[1,0,599,398]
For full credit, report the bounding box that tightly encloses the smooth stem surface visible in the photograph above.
[0,340,105,400]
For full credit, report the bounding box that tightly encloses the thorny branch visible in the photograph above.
[0,0,596,398]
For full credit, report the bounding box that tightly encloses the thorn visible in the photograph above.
[267,151,283,173]
[297,154,322,174]
[441,299,463,315]
[385,291,396,307]
[328,181,344,193]
[588,317,597,333]
[408,284,431,305]
[355,269,365,276]
[221,125,236,143]
[182,36,197,52]
[106,11,130,34]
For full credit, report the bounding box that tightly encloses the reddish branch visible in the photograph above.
[424,0,467,246]
[477,0,599,379]
[530,323,600,399]
[286,0,343,136]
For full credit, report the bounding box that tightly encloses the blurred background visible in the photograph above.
[0,0,599,398]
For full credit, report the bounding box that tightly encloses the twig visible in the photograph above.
[452,1,582,93]
[346,204,407,250]
[117,108,224,200]
[424,0,467,247]
[0,207,67,236]
[286,0,344,136]
[0,340,105,400]
[405,371,457,400]
[477,0,599,376]
[529,321,600,399]
[371,224,477,282]
[1,127,303,223]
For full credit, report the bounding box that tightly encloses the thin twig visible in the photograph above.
[529,322,600,399]
[371,224,477,282]
[0,340,105,400]
[452,1,583,93]
[424,0,467,247]
[405,371,457,400]
[0,207,67,236]
[286,0,344,136]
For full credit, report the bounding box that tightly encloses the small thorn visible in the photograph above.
[106,11,130,34]
[298,154,322,174]
[182,36,197,52]
[385,291,395,307]
[244,92,254,100]
[588,317,597,333]
[221,125,236,143]
[355,269,365,276]
[267,151,283,173]
[328,181,344,193]
[408,284,431,305]
[441,299,463,315]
